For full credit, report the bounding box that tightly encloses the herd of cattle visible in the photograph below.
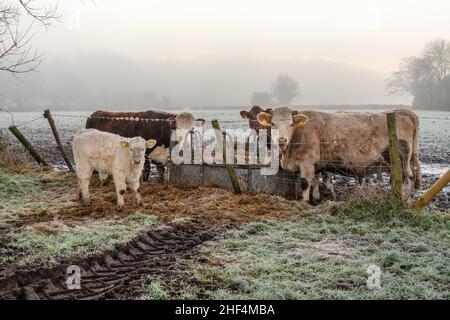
[72,106,422,210]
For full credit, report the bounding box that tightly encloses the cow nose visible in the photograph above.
[278,137,287,145]
[134,159,141,164]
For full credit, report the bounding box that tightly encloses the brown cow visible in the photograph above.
[240,105,274,149]
[86,110,198,181]
[240,106,272,132]
[242,105,334,200]
[256,107,421,202]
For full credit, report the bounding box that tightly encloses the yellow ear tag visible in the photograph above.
[121,142,129,149]
[298,121,305,127]
[260,119,269,126]
[146,139,157,148]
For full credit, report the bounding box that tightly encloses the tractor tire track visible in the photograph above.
[0,220,230,300]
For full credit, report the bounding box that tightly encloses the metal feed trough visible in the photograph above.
[168,163,304,200]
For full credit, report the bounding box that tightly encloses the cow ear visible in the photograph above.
[240,111,251,119]
[120,141,129,149]
[256,112,272,126]
[265,108,273,114]
[146,139,157,149]
[292,114,309,127]
[195,118,206,127]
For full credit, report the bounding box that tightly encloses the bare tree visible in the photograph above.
[251,90,273,106]
[423,38,450,82]
[0,0,59,76]
[270,74,300,105]
[386,38,450,110]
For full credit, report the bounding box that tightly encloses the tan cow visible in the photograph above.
[256,107,421,202]
[73,129,156,211]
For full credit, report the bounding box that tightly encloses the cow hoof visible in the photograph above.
[81,199,91,206]
[116,206,124,212]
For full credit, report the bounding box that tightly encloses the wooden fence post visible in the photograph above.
[386,112,403,199]
[43,109,74,172]
[211,119,242,194]
[8,125,48,166]
[414,169,450,209]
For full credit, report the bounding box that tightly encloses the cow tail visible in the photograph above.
[411,112,422,190]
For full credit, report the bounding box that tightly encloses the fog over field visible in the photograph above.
[0,52,407,110]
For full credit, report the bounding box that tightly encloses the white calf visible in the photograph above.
[73,129,156,211]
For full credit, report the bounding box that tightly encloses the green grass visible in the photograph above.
[0,169,76,224]
[141,280,171,300]
[140,193,450,300]
[0,170,38,196]
[1,213,158,268]
[331,191,450,232]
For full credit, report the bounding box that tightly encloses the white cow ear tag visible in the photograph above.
[120,141,129,149]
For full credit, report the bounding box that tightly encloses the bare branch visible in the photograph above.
[0,0,59,77]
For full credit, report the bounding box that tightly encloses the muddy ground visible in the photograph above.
[0,220,229,299]
[0,170,310,299]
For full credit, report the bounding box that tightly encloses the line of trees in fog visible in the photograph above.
[251,74,300,106]
[386,39,450,111]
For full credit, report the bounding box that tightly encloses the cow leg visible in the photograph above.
[325,173,336,200]
[128,179,142,207]
[376,167,383,184]
[312,174,320,201]
[402,166,414,201]
[156,164,165,182]
[113,173,127,212]
[142,158,151,182]
[299,162,315,203]
[77,167,92,206]
[397,142,414,200]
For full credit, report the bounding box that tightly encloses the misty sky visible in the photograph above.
[2,0,450,109]
[35,0,450,72]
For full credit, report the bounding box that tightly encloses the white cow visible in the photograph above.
[73,129,156,211]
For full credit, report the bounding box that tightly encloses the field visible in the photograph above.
[0,170,449,299]
[0,109,449,299]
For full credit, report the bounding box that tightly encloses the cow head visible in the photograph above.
[148,145,170,166]
[256,107,309,151]
[240,106,273,131]
[175,112,196,147]
[120,137,157,165]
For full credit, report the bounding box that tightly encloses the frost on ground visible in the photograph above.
[0,168,448,299]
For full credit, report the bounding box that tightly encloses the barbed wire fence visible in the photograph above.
[0,109,448,210]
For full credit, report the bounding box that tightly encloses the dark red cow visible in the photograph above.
[240,106,273,147]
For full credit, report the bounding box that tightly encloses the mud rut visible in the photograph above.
[0,220,229,300]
